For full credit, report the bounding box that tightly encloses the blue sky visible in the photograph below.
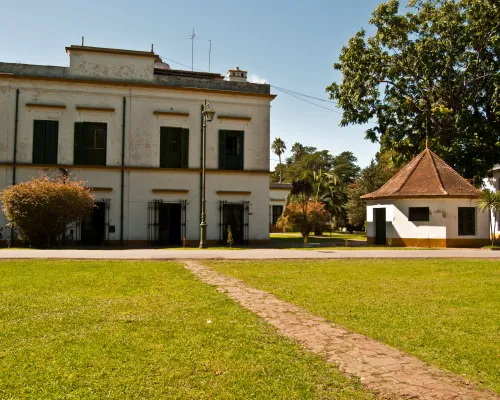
[0,0,383,169]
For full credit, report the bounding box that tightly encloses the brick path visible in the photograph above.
[185,261,499,400]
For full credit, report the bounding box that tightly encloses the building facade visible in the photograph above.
[362,147,490,247]
[0,45,275,246]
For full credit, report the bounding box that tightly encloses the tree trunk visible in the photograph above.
[279,155,282,183]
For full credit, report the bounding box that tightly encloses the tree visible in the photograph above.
[288,178,314,244]
[276,201,331,243]
[476,189,500,246]
[327,0,500,182]
[271,137,287,183]
[346,158,396,228]
[1,173,95,248]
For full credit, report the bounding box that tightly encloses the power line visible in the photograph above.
[156,55,378,124]
[272,86,345,114]
[271,85,337,104]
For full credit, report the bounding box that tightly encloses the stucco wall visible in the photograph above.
[366,198,489,246]
[0,69,272,244]
[67,50,156,82]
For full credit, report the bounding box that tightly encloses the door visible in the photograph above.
[81,201,106,246]
[374,208,386,245]
[159,203,182,246]
[223,204,244,244]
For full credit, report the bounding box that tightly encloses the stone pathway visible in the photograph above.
[184,261,499,400]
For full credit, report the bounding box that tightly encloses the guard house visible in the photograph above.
[362,147,490,247]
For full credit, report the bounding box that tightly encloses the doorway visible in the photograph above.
[374,208,387,245]
[158,203,182,246]
[81,201,106,246]
[222,203,244,244]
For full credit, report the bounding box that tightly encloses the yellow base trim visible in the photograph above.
[367,237,490,248]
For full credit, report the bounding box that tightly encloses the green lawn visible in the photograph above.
[0,260,372,399]
[206,259,500,393]
[271,232,367,247]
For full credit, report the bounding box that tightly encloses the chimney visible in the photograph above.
[226,66,247,82]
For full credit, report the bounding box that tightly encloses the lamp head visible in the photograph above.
[203,102,215,122]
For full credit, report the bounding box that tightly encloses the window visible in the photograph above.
[409,207,429,221]
[33,120,58,164]
[160,127,189,168]
[74,122,107,166]
[458,207,476,236]
[219,130,244,170]
[272,205,283,225]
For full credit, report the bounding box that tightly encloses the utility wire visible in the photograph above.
[271,85,337,104]
[272,86,345,114]
[157,55,378,124]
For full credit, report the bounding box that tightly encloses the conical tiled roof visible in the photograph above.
[361,148,480,200]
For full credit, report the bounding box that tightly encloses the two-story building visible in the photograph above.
[0,45,275,246]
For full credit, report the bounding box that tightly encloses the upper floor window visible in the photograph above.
[409,207,429,221]
[219,130,244,170]
[458,207,476,236]
[160,127,189,168]
[33,120,58,164]
[74,122,107,166]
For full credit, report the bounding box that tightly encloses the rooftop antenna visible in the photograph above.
[82,36,84,46]
[208,40,212,72]
[190,28,197,71]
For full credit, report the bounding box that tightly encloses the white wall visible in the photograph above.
[0,66,272,243]
[366,198,489,240]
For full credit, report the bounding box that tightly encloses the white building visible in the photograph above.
[269,183,291,232]
[0,45,276,246]
[484,165,500,239]
[362,147,490,247]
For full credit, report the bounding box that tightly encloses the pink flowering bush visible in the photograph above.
[1,173,95,248]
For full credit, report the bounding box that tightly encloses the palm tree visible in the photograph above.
[291,142,304,161]
[271,138,286,183]
[477,189,500,246]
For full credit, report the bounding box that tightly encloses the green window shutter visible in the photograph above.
[33,120,46,164]
[159,127,168,168]
[238,131,244,170]
[181,128,189,168]
[74,122,84,165]
[218,130,226,169]
[45,121,58,164]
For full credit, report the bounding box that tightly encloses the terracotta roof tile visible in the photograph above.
[361,148,480,199]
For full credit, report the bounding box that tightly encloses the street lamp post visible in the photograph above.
[199,100,215,248]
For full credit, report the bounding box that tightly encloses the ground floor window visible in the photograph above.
[409,207,429,221]
[272,205,283,225]
[148,200,187,246]
[219,201,249,244]
[458,207,475,236]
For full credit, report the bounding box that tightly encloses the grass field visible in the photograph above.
[207,259,500,393]
[0,260,372,399]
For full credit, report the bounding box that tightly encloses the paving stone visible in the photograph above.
[184,261,499,400]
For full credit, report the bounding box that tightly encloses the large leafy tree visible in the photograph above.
[271,137,287,183]
[327,0,500,182]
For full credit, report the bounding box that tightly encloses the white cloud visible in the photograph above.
[248,74,267,84]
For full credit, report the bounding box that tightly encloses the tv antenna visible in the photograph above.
[208,40,212,72]
[190,29,197,71]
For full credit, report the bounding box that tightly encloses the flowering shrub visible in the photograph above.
[1,173,95,248]
[276,200,331,243]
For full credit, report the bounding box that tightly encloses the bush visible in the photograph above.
[1,173,95,248]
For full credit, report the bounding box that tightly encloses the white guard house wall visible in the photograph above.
[0,45,274,246]
[366,198,490,247]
